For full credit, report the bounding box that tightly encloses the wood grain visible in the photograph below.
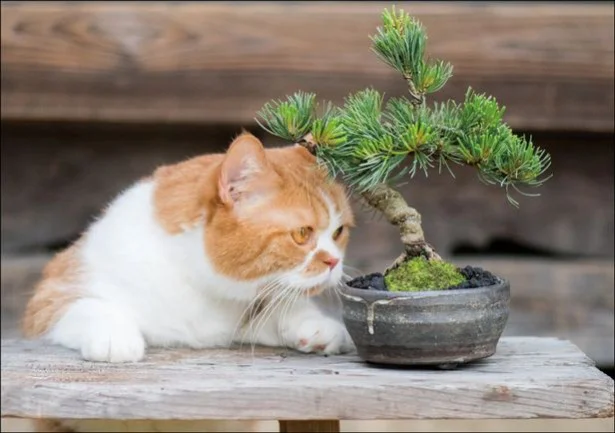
[1,337,613,421]
[1,2,613,131]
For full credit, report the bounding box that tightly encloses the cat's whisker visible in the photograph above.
[244,281,286,348]
[277,287,301,344]
[255,285,290,338]
[266,283,301,346]
[229,278,283,350]
[276,287,295,339]
[230,286,273,349]
[331,280,347,298]
[247,283,292,354]
[248,290,291,357]
[342,264,363,278]
[341,272,353,282]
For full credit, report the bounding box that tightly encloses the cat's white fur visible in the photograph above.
[46,179,354,363]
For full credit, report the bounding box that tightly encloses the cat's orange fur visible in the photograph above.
[22,241,83,338]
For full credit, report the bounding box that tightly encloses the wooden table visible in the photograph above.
[1,337,613,432]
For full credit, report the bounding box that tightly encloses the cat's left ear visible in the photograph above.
[218,133,278,207]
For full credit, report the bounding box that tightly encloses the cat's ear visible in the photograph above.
[218,133,278,207]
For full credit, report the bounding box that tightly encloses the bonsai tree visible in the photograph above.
[255,6,552,292]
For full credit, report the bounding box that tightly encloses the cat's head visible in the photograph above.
[207,132,355,297]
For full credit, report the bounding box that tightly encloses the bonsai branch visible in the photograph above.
[403,75,425,106]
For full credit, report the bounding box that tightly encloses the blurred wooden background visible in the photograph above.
[1,0,613,377]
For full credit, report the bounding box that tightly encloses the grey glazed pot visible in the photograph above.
[339,279,510,367]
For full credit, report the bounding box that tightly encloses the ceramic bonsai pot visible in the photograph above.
[339,278,510,367]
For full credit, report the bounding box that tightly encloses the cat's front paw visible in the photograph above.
[81,324,145,363]
[292,316,354,355]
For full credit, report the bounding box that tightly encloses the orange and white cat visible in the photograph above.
[22,132,356,364]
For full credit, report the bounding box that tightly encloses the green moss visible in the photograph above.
[384,256,465,292]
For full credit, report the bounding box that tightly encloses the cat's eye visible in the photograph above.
[332,225,344,240]
[291,226,313,245]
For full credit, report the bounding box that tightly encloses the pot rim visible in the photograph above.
[340,277,510,301]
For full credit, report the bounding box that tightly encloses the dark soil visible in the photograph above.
[347,265,500,292]
[449,265,500,290]
[347,273,388,291]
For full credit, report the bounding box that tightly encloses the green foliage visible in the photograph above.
[255,91,316,142]
[384,256,465,292]
[454,89,552,205]
[254,6,552,207]
[311,102,346,148]
[370,6,452,99]
[371,7,426,78]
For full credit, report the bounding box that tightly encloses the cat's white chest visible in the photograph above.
[79,180,256,349]
[139,285,247,349]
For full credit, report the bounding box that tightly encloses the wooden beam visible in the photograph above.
[1,337,614,420]
[279,420,340,433]
[1,2,613,131]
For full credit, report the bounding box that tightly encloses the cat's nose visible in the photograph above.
[323,257,339,270]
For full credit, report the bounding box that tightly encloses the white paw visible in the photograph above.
[292,316,354,355]
[81,324,145,363]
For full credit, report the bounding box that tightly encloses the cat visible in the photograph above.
[21,132,356,432]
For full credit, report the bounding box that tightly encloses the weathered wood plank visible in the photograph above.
[1,2,613,131]
[1,337,613,420]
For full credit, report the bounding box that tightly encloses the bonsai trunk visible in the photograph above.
[360,183,441,272]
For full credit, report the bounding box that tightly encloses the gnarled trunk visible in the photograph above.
[360,184,441,273]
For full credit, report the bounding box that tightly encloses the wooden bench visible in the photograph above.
[1,337,613,432]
